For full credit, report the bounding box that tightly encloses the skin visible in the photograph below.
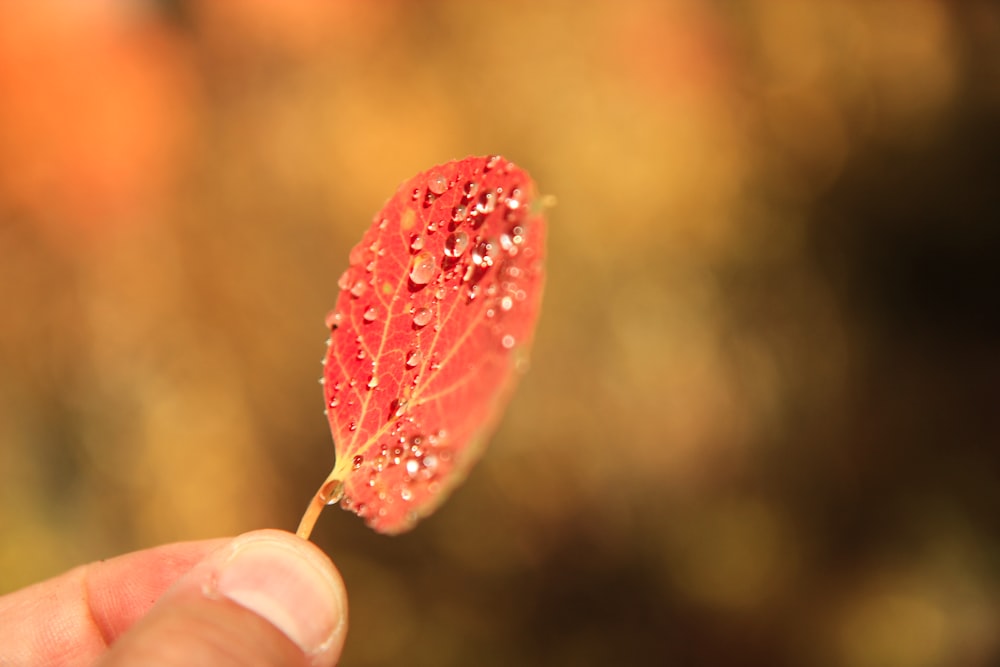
[0,530,348,667]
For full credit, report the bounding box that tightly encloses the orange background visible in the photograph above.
[2,2,999,665]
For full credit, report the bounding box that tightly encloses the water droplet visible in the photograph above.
[325,310,343,329]
[500,295,513,311]
[485,154,502,170]
[406,349,423,368]
[409,251,436,285]
[427,173,448,195]
[504,189,522,210]
[350,280,367,298]
[363,306,377,322]
[411,187,420,201]
[410,234,425,252]
[352,455,363,470]
[318,377,326,385]
[426,221,438,234]
[348,421,357,431]
[321,480,345,505]
[405,458,420,476]
[501,334,516,349]
[356,349,366,360]
[475,191,496,215]
[393,398,408,417]
[330,396,340,408]
[451,204,468,223]
[337,271,351,290]
[444,231,469,258]
[400,487,413,501]
[367,375,378,389]
[472,239,497,267]
[413,307,432,327]
[463,181,479,197]
[435,286,447,300]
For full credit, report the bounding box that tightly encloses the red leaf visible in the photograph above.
[297,155,546,537]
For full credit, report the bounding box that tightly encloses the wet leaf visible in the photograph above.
[298,155,546,536]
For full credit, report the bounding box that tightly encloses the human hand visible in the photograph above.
[0,529,348,667]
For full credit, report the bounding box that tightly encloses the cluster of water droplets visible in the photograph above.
[339,429,453,522]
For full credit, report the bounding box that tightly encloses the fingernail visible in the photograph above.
[216,536,344,656]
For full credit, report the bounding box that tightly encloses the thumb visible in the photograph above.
[95,529,348,667]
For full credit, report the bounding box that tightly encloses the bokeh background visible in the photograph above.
[2,1,1000,665]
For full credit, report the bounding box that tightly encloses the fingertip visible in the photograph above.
[96,530,348,667]
[216,530,348,663]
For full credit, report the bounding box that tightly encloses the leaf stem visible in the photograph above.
[295,473,344,540]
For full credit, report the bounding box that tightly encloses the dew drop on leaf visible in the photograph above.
[472,239,497,267]
[363,306,377,322]
[444,231,469,258]
[409,251,436,285]
[427,173,448,195]
[406,349,423,368]
[475,191,496,215]
[325,310,343,329]
[413,307,432,327]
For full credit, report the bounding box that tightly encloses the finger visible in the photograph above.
[0,537,230,666]
[94,529,347,667]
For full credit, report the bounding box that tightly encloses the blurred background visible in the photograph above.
[2,1,999,665]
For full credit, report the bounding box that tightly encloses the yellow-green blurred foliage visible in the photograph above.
[2,1,1000,665]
